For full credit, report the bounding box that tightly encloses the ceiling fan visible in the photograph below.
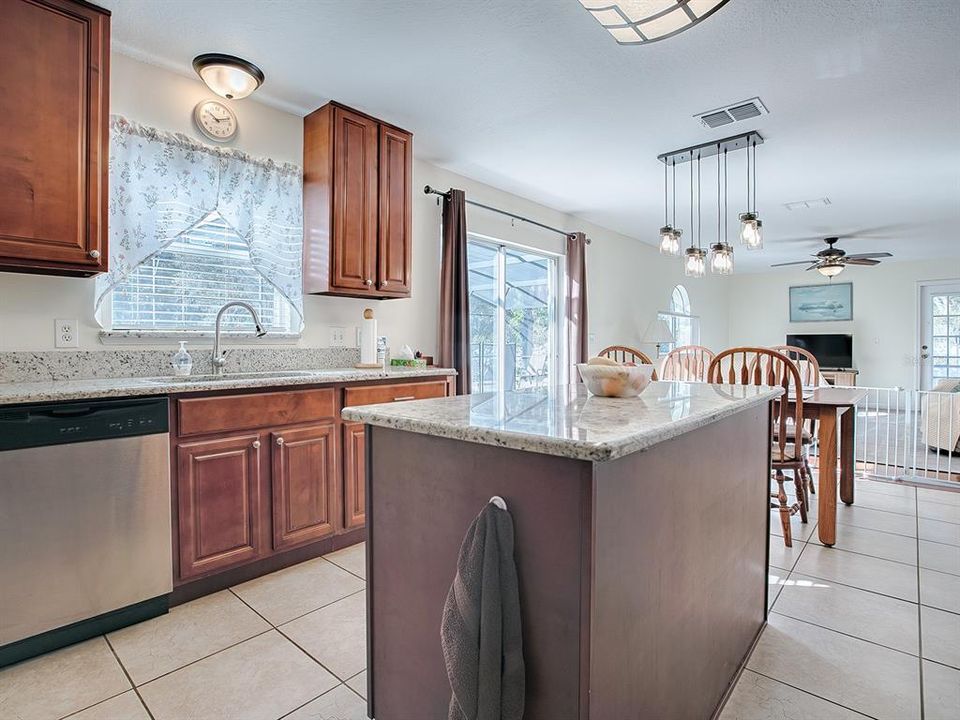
[770,237,893,277]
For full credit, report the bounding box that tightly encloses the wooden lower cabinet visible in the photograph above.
[272,422,338,550]
[343,422,366,530]
[170,377,453,587]
[176,434,262,580]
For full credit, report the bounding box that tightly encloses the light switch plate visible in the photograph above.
[55,318,78,348]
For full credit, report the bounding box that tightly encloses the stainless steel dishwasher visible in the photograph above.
[0,397,172,667]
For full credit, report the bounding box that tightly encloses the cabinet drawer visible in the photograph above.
[344,380,448,408]
[178,389,336,437]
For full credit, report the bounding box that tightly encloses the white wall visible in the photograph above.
[0,53,731,361]
[726,259,960,390]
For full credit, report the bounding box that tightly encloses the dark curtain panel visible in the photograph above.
[565,232,589,378]
[439,188,472,394]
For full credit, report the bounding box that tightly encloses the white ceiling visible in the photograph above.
[101,0,960,272]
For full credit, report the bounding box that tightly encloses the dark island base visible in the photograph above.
[366,404,771,720]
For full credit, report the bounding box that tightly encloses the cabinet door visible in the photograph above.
[177,434,262,580]
[342,422,366,530]
[377,125,412,296]
[271,423,338,550]
[331,106,378,293]
[0,0,109,275]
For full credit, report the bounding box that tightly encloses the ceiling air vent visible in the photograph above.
[694,97,768,129]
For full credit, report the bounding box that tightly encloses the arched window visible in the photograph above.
[659,284,699,351]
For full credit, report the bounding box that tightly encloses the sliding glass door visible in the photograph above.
[467,236,561,394]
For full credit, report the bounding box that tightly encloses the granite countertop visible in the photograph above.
[0,367,456,406]
[342,381,783,462]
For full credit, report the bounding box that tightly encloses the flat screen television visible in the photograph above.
[786,334,853,369]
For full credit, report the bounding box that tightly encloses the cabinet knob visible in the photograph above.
[252,440,261,449]
[276,437,285,446]
[88,250,101,260]
[365,279,373,286]
[381,280,388,287]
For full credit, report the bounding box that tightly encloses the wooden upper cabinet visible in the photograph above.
[0,0,110,276]
[303,102,412,298]
[377,125,412,296]
[271,423,338,551]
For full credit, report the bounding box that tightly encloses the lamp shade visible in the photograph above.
[579,1,730,44]
[193,54,264,100]
[642,318,675,345]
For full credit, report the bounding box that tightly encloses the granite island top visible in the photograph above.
[342,381,784,462]
[0,366,456,406]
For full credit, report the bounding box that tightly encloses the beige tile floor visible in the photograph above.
[1,480,958,720]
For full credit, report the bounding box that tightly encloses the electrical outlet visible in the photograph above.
[329,326,346,347]
[55,318,78,348]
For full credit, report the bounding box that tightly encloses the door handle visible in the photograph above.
[393,396,416,402]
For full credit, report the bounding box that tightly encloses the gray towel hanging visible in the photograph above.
[441,498,524,720]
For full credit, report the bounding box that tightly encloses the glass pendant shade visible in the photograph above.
[817,262,845,278]
[739,212,762,249]
[684,247,706,278]
[193,54,265,100]
[709,242,734,275]
[659,226,680,256]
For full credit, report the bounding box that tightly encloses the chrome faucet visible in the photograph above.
[212,301,267,375]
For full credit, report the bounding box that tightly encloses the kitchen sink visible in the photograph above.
[144,370,321,384]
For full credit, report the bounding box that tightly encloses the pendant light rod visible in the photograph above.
[697,151,702,249]
[717,143,721,244]
[752,140,758,214]
[689,152,694,248]
[723,148,728,244]
[671,159,676,227]
[657,130,764,166]
[664,159,669,226]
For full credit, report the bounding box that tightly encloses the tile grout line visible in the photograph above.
[320,553,367,582]
[102,635,158,720]
[249,586,367,628]
[57,686,130,720]
[744,667,882,719]
[227,587,356,685]
[781,556,920,606]
[769,609,919,661]
[915,488,926,720]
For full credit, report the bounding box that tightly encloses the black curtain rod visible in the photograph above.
[423,185,590,244]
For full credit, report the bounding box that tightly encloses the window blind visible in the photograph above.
[111,213,295,333]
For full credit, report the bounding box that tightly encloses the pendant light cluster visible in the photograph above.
[657,131,764,278]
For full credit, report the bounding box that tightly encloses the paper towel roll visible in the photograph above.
[360,317,378,365]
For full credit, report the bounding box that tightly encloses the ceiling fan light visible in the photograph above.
[709,242,734,275]
[659,226,681,256]
[193,53,264,100]
[684,247,707,278]
[817,263,845,278]
[578,1,730,45]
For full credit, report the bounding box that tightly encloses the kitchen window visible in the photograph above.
[658,284,700,352]
[96,116,304,338]
[109,212,297,334]
[467,236,563,394]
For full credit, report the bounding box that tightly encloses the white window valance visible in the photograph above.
[95,116,304,327]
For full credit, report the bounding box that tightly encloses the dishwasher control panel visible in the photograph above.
[0,397,169,451]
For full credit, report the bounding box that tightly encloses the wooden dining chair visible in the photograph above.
[770,344,822,502]
[660,345,715,382]
[596,345,659,380]
[708,347,809,547]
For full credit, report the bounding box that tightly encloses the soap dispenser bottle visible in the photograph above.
[172,341,193,376]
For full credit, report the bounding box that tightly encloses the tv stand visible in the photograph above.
[821,369,858,386]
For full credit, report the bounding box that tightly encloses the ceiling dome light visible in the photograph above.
[817,262,845,278]
[193,53,264,100]
[579,1,730,44]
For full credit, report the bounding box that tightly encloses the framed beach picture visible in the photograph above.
[789,283,853,322]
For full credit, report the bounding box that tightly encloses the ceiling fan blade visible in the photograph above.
[845,252,893,260]
[845,258,881,266]
[770,260,819,267]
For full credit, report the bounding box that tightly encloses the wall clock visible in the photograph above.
[193,99,237,142]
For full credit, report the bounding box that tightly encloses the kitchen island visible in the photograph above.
[342,381,783,720]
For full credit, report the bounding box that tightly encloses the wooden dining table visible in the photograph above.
[789,386,869,546]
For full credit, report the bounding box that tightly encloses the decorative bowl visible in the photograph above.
[577,363,655,398]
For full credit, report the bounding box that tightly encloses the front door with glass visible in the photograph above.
[919,282,960,390]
